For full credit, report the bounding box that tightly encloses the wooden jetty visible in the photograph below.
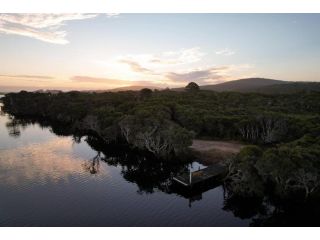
[173,164,226,187]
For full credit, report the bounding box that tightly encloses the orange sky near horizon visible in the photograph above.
[1,14,320,92]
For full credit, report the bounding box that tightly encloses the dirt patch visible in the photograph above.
[190,140,244,165]
[191,140,244,153]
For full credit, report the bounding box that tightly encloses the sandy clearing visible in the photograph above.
[190,139,245,165]
[191,140,244,153]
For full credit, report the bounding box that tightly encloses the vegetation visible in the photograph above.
[2,83,320,201]
[4,112,320,226]
[2,82,320,222]
[185,82,200,92]
[226,133,320,200]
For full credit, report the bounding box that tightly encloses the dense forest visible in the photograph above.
[2,83,320,202]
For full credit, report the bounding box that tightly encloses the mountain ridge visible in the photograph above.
[103,78,320,94]
[172,78,320,93]
[199,78,287,92]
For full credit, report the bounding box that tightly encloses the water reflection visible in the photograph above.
[85,136,190,194]
[1,105,319,226]
[5,118,22,137]
[1,111,217,198]
[1,112,192,193]
[0,138,109,186]
[82,151,101,174]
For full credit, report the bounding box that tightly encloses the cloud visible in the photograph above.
[165,63,254,85]
[71,75,153,85]
[0,14,97,29]
[118,47,206,68]
[154,47,206,65]
[0,74,54,84]
[70,76,125,84]
[215,48,235,56]
[106,13,120,18]
[119,59,154,74]
[0,23,68,44]
[70,75,167,89]
[94,47,253,86]
[0,74,54,79]
[0,14,98,44]
[166,66,230,84]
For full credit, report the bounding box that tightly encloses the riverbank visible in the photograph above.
[190,139,244,165]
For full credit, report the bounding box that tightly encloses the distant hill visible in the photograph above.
[108,85,161,92]
[253,82,320,94]
[172,78,320,94]
[200,78,287,92]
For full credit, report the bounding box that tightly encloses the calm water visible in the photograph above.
[0,99,252,226]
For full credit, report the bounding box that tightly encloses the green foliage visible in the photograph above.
[139,88,153,100]
[2,89,320,160]
[226,146,265,197]
[3,89,320,199]
[227,135,320,199]
[238,145,263,165]
[185,82,200,92]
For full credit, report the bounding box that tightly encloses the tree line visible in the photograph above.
[2,85,320,159]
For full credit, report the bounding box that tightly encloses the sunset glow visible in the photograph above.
[1,13,320,91]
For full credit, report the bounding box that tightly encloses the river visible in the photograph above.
[0,96,253,226]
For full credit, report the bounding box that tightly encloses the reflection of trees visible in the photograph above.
[72,135,82,144]
[6,120,21,137]
[4,113,78,139]
[82,152,101,174]
[222,183,268,219]
[4,116,32,138]
[4,115,190,193]
[250,200,320,226]
[85,136,190,193]
[222,181,320,226]
[5,113,320,226]
[3,114,201,196]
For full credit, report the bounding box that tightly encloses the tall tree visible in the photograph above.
[185,82,200,92]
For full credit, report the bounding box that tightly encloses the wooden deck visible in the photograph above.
[173,164,226,187]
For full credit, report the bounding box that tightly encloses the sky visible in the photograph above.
[0,13,320,91]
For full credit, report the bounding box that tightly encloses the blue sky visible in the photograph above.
[0,13,319,91]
